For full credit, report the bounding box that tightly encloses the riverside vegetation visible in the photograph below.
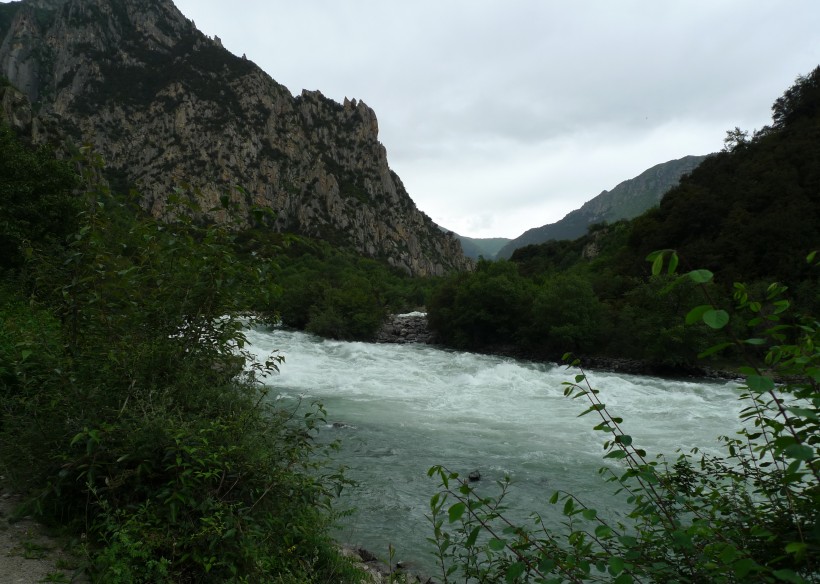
[0,68,818,582]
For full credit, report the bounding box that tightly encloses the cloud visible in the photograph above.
[173,0,819,237]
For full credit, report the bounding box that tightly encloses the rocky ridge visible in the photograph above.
[496,154,709,258]
[0,0,471,276]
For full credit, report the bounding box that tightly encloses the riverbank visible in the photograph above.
[374,313,739,381]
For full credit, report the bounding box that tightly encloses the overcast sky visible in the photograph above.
[173,1,817,238]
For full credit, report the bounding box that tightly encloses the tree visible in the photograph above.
[428,251,820,583]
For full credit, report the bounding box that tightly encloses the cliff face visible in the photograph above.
[0,0,471,276]
[496,154,708,259]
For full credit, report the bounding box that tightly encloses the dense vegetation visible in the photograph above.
[429,251,819,583]
[2,63,818,583]
[428,68,820,373]
[0,135,365,582]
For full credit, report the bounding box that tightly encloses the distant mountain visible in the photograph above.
[496,155,709,259]
[0,0,471,276]
[456,235,511,260]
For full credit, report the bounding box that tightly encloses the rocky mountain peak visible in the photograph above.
[0,0,471,276]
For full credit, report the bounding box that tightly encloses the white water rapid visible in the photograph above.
[245,327,742,575]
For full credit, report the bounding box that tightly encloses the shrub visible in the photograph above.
[428,251,819,583]
[0,149,359,582]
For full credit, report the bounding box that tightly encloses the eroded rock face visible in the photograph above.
[0,0,472,276]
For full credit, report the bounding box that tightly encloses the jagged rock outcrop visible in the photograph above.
[496,154,709,259]
[0,0,472,276]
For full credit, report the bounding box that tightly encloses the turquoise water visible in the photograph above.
[245,327,741,575]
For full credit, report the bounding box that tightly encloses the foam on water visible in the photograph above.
[245,327,742,572]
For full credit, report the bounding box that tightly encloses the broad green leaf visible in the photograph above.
[703,309,730,329]
[608,556,625,576]
[615,435,632,447]
[448,502,466,523]
[685,304,712,325]
[582,508,597,520]
[488,538,506,551]
[506,562,526,583]
[746,375,775,392]
[687,269,714,283]
[595,524,612,538]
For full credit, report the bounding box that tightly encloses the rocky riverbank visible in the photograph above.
[375,312,435,344]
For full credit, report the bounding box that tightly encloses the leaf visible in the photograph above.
[608,556,625,576]
[685,304,712,325]
[582,508,597,520]
[615,435,632,447]
[703,309,730,329]
[784,443,814,461]
[488,538,506,551]
[687,269,714,284]
[667,252,679,274]
[595,524,612,538]
[506,561,526,583]
[466,526,481,547]
[746,375,775,393]
[698,342,734,358]
[651,253,663,276]
[448,502,466,523]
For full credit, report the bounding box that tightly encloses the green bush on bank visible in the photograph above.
[0,141,363,582]
[429,251,820,583]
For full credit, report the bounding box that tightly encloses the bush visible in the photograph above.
[428,251,819,583]
[0,149,360,582]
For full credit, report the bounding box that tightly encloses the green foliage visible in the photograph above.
[0,124,80,270]
[429,68,820,369]
[428,259,534,349]
[0,148,361,582]
[266,237,433,341]
[428,251,820,583]
[524,273,608,353]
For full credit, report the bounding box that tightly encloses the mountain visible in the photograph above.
[452,233,510,260]
[496,154,708,259]
[0,0,471,276]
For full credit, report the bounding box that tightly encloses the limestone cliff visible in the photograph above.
[0,0,471,276]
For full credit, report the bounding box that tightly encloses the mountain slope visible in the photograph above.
[0,0,471,276]
[497,154,708,259]
[454,234,511,260]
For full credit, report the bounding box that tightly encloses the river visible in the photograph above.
[245,326,742,575]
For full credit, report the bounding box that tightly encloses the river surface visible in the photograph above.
[245,327,742,575]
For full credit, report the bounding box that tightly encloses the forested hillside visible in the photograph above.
[496,154,707,259]
[429,67,820,371]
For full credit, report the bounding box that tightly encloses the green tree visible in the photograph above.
[0,124,80,270]
[428,259,534,349]
[428,251,820,583]
[524,273,608,354]
[0,150,361,582]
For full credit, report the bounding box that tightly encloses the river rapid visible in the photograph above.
[245,327,742,575]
